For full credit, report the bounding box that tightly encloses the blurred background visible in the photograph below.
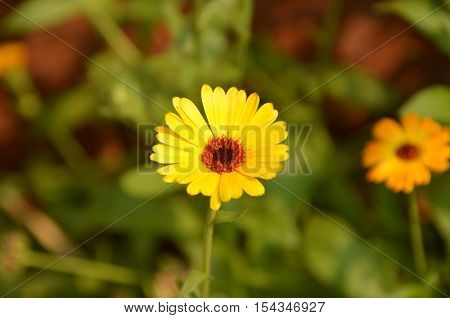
[0,0,449,297]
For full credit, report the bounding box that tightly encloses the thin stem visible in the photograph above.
[200,209,216,297]
[82,0,141,64]
[316,0,344,65]
[19,250,141,286]
[408,191,427,274]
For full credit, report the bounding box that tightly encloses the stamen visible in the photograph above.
[396,143,420,161]
[201,136,245,173]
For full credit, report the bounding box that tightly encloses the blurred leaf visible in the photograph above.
[88,54,153,124]
[377,0,450,55]
[247,44,319,105]
[239,197,300,255]
[1,0,83,35]
[45,86,96,133]
[214,208,248,224]
[302,216,427,297]
[426,174,450,249]
[398,85,450,124]
[124,0,163,22]
[324,67,400,113]
[119,169,178,199]
[178,270,208,298]
[27,163,74,204]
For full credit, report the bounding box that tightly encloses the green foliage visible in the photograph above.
[214,209,249,224]
[426,174,450,251]
[1,0,83,35]
[376,0,450,55]
[119,169,180,199]
[324,67,400,113]
[178,271,208,298]
[0,0,449,298]
[303,216,394,297]
[398,85,450,124]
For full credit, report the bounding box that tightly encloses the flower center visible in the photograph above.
[396,143,420,161]
[201,136,245,173]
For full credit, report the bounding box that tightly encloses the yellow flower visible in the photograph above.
[0,42,28,76]
[151,85,289,211]
[362,113,450,193]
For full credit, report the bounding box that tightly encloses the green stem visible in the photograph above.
[5,70,42,119]
[19,250,141,285]
[200,209,216,297]
[82,0,141,64]
[408,191,427,274]
[316,0,344,65]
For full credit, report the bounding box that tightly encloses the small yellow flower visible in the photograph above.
[362,113,450,193]
[0,42,28,76]
[151,85,289,211]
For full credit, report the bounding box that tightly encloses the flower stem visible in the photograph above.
[19,250,141,285]
[82,0,141,64]
[408,191,427,274]
[201,209,216,297]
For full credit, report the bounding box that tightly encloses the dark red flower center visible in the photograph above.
[201,136,245,173]
[396,143,420,161]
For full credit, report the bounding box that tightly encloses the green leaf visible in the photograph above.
[398,85,450,124]
[1,0,83,35]
[426,174,450,251]
[214,208,249,224]
[376,0,450,55]
[302,216,430,297]
[45,86,96,133]
[119,169,178,199]
[178,270,208,298]
[324,67,400,113]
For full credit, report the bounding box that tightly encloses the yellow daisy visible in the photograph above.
[362,113,450,193]
[151,85,289,211]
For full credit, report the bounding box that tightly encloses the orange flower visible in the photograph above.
[0,42,28,76]
[362,114,449,193]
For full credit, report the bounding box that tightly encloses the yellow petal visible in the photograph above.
[219,174,232,202]
[152,144,197,164]
[173,97,213,146]
[422,147,450,172]
[156,164,184,175]
[213,86,228,135]
[246,147,289,163]
[225,87,238,134]
[413,163,431,185]
[247,144,289,158]
[372,118,403,141]
[228,172,244,198]
[177,170,204,185]
[200,173,220,196]
[228,89,247,138]
[218,173,243,202]
[240,93,259,124]
[366,159,399,183]
[165,112,196,144]
[210,185,222,211]
[235,172,265,196]
[401,113,422,140]
[160,167,200,184]
[238,162,283,180]
[155,126,199,152]
[201,84,217,132]
[242,120,288,153]
[186,173,210,195]
[362,141,389,167]
[248,103,278,128]
[268,121,288,143]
